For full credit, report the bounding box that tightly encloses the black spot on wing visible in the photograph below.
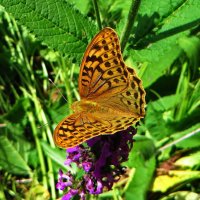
[104,53,108,58]
[102,40,106,44]
[105,62,111,68]
[107,70,114,76]
[134,93,138,99]
[117,67,122,73]
[131,82,135,89]
[127,100,131,105]
[104,45,109,50]
[93,44,100,50]
[113,59,118,65]
[114,78,119,83]
[126,91,131,96]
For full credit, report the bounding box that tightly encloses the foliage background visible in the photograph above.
[0,0,200,199]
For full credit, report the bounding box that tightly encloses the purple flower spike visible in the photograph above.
[61,189,79,200]
[56,127,137,199]
[66,146,80,153]
[79,191,86,200]
[65,145,84,166]
[82,161,92,172]
[64,158,73,166]
[95,180,103,194]
[56,170,73,190]
[85,176,103,194]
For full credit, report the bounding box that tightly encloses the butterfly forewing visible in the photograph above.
[79,27,129,99]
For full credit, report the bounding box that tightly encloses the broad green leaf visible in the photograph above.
[132,0,185,42]
[127,135,156,165]
[172,123,200,149]
[0,136,31,175]
[0,0,98,62]
[145,95,179,140]
[4,98,30,123]
[188,80,200,114]
[67,0,91,15]
[124,136,156,200]
[129,0,200,87]
[175,151,200,168]
[125,156,156,200]
[41,141,69,170]
[160,191,200,200]
[153,170,200,192]
[178,36,200,68]
[131,41,181,88]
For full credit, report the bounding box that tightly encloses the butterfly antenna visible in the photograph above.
[49,78,68,103]
[37,123,49,129]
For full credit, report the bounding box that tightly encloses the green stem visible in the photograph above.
[174,62,189,120]
[92,0,102,30]
[158,128,200,152]
[31,90,56,198]
[27,110,48,189]
[60,58,73,114]
[120,0,142,52]
[7,14,56,197]
[47,157,56,199]
[0,183,6,200]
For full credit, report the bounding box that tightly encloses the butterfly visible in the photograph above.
[53,27,146,148]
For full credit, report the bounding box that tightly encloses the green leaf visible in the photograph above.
[129,0,200,87]
[159,191,200,200]
[132,41,181,88]
[125,157,155,200]
[145,95,179,140]
[127,136,156,166]
[132,0,185,42]
[41,141,68,170]
[4,98,30,123]
[67,0,91,15]
[0,135,31,175]
[124,136,156,200]
[173,123,200,149]
[0,0,98,62]
[188,80,200,114]
[175,151,200,168]
[153,170,200,193]
[178,36,200,68]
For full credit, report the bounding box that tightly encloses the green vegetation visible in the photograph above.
[0,0,200,199]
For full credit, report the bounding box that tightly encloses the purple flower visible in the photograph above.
[82,161,92,172]
[56,126,136,199]
[61,189,78,200]
[56,169,73,190]
[64,146,83,166]
[85,176,103,194]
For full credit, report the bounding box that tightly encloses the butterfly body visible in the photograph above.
[71,99,135,119]
[53,27,146,148]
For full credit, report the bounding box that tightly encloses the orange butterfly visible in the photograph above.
[53,27,146,148]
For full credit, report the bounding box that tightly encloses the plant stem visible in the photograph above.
[47,157,56,199]
[158,128,200,152]
[27,109,48,189]
[92,0,102,30]
[120,0,142,52]
[60,58,73,114]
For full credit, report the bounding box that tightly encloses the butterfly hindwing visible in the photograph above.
[53,113,110,148]
[95,67,146,117]
[53,112,140,148]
